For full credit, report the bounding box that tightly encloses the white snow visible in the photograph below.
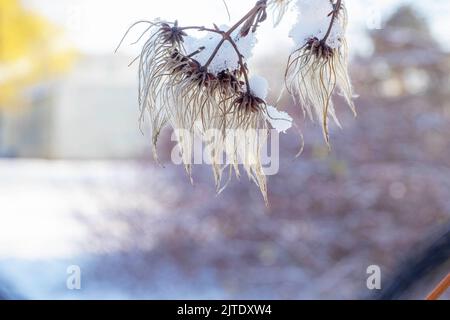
[248,76,292,133]
[265,105,293,133]
[249,75,269,99]
[184,26,257,75]
[290,0,344,49]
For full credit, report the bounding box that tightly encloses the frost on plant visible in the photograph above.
[117,1,295,205]
[117,0,356,205]
[286,0,356,145]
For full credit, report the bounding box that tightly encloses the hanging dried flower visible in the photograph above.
[285,0,356,145]
[117,1,293,205]
[116,0,358,205]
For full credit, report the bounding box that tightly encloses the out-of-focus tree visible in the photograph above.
[355,5,450,101]
[0,0,75,107]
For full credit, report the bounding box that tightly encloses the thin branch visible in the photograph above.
[204,1,267,93]
[227,0,267,36]
[227,38,251,91]
[321,0,342,44]
[204,1,266,69]
[179,1,268,94]
[426,273,450,300]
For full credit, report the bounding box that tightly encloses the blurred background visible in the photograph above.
[0,0,449,299]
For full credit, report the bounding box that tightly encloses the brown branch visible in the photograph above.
[177,1,268,93]
[228,38,250,91]
[321,0,342,44]
[203,0,267,69]
[426,273,450,300]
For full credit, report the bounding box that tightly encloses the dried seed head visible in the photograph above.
[233,92,266,114]
[305,37,334,60]
[217,70,244,94]
[285,1,355,145]
[160,22,187,45]
[117,10,289,205]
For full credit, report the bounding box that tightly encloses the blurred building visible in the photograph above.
[0,54,148,159]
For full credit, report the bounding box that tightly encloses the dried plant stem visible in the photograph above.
[228,37,251,90]
[426,273,450,300]
[321,0,342,44]
[226,0,267,35]
[180,0,268,92]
